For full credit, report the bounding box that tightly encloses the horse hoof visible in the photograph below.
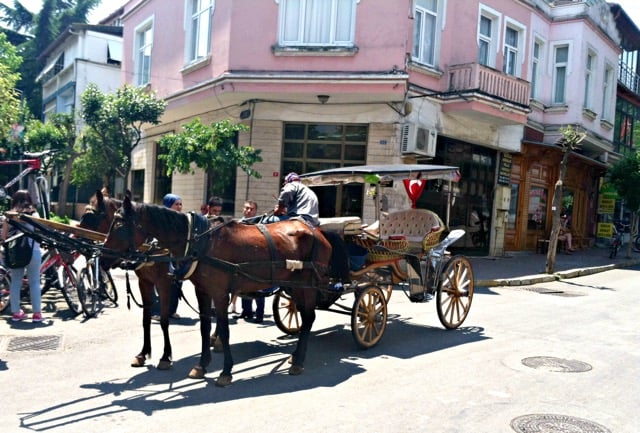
[130,355,146,367]
[288,365,304,376]
[215,374,233,387]
[157,360,172,370]
[188,365,206,379]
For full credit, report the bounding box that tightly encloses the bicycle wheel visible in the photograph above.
[0,266,10,313]
[99,268,118,304]
[60,265,82,316]
[609,239,619,259]
[634,234,640,251]
[77,266,99,317]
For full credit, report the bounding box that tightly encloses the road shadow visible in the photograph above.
[19,317,486,430]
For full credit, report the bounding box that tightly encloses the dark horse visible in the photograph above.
[79,191,182,370]
[104,196,332,386]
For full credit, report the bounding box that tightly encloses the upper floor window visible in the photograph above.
[583,50,596,110]
[530,38,543,99]
[552,44,569,104]
[502,20,525,77]
[135,19,154,86]
[602,63,614,121]
[478,7,500,68]
[186,0,214,64]
[412,0,441,68]
[278,0,356,46]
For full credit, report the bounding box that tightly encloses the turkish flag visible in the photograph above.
[403,179,426,208]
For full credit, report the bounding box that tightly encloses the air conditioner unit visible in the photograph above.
[400,124,437,157]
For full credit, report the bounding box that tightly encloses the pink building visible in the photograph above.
[119,0,620,253]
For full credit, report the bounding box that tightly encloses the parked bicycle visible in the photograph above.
[0,150,53,219]
[609,221,631,259]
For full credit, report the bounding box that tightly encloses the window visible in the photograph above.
[502,20,525,77]
[412,0,440,67]
[282,123,367,216]
[530,38,543,99]
[478,7,500,68]
[278,0,356,46]
[134,19,154,86]
[552,44,569,104]
[186,0,214,64]
[602,63,614,121]
[584,50,595,110]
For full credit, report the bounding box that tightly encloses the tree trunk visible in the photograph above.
[545,150,570,274]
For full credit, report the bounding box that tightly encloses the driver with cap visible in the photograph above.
[269,172,320,226]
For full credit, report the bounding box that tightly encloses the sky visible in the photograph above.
[1,0,639,32]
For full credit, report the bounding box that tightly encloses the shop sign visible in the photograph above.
[497,153,512,186]
[598,197,615,214]
[597,222,614,238]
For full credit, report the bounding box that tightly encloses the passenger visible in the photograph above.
[559,213,575,253]
[264,172,320,226]
[238,200,265,322]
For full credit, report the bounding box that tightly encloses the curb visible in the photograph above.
[476,258,640,288]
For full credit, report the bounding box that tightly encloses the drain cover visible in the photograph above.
[7,335,62,352]
[511,414,610,432]
[520,287,583,297]
[522,356,592,373]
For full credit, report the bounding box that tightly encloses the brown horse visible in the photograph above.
[79,191,183,370]
[103,195,332,386]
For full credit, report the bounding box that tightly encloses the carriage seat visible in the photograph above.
[363,209,445,253]
[318,216,363,237]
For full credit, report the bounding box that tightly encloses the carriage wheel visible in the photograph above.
[361,267,394,303]
[351,286,387,349]
[436,256,474,329]
[272,291,301,335]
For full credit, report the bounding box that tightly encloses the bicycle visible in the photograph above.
[609,221,630,259]
[77,251,117,317]
[0,150,53,219]
[0,245,82,315]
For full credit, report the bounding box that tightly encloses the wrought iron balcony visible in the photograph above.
[618,59,640,95]
[447,63,530,108]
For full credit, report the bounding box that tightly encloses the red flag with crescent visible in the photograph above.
[403,179,427,208]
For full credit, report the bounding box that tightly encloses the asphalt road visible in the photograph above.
[1,265,638,433]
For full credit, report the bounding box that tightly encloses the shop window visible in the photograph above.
[528,186,547,230]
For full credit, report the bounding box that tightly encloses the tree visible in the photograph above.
[24,113,79,215]
[608,151,640,258]
[80,84,167,192]
[545,125,586,273]
[0,31,23,144]
[158,118,262,196]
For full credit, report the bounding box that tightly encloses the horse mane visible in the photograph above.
[140,203,189,236]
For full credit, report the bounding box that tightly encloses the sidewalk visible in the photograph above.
[469,245,640,287]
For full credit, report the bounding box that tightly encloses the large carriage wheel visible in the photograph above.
[272,290,301,335]
[360,266,394,303]
[436,256,474,329]
[351,286,387,349]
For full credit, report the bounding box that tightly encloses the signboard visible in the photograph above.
[597,222,614,238]
[497,153,513,186]
[598,197,615,214]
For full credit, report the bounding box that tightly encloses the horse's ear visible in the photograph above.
[95,189,104,208]
[125,190,132,200]
[123,195,132,213]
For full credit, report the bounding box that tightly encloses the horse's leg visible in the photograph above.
[188,288,213,379]
[213,292,234,387]
[156,273,173,370]
[131,277,154,367]
[289,288,316,376]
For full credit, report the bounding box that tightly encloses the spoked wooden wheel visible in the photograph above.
[359,267,394,303]
[436,256,474,329]
[272,290,301,335]
[351,286,387,349]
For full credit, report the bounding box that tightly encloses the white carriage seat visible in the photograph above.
[363,208,445,252]
[318,216,363,237]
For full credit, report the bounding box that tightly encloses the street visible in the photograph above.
[1,265,638,433]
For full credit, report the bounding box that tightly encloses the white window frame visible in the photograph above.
[602,61,614,121]
[184,0,214,65]
[278,0,357,47]
[530,36,545,100]
[134,17,154,87]
[583,48,596,110]
[502,17,526,78]
[477,5,501,68]
[412,0,446,68]
[551,42,570,105]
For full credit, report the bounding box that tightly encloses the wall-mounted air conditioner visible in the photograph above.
[400,124,437,157]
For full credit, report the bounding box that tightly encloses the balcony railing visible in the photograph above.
[447,63,530,107]
[618,59,640,95]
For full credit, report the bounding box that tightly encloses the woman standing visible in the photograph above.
[1,190,44,322]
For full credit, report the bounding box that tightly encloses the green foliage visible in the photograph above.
[608,151,640,212]
[158,118,262,195]
[80,83,167,182]
[50,213,70,224]
[0,32,23,143]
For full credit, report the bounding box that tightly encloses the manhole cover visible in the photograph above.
[522,356,592,373]
[521,287,583,297]
[7,335,62,352]
[511,414,610,432]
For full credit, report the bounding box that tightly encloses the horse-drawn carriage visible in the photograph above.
[270,164,473,349]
